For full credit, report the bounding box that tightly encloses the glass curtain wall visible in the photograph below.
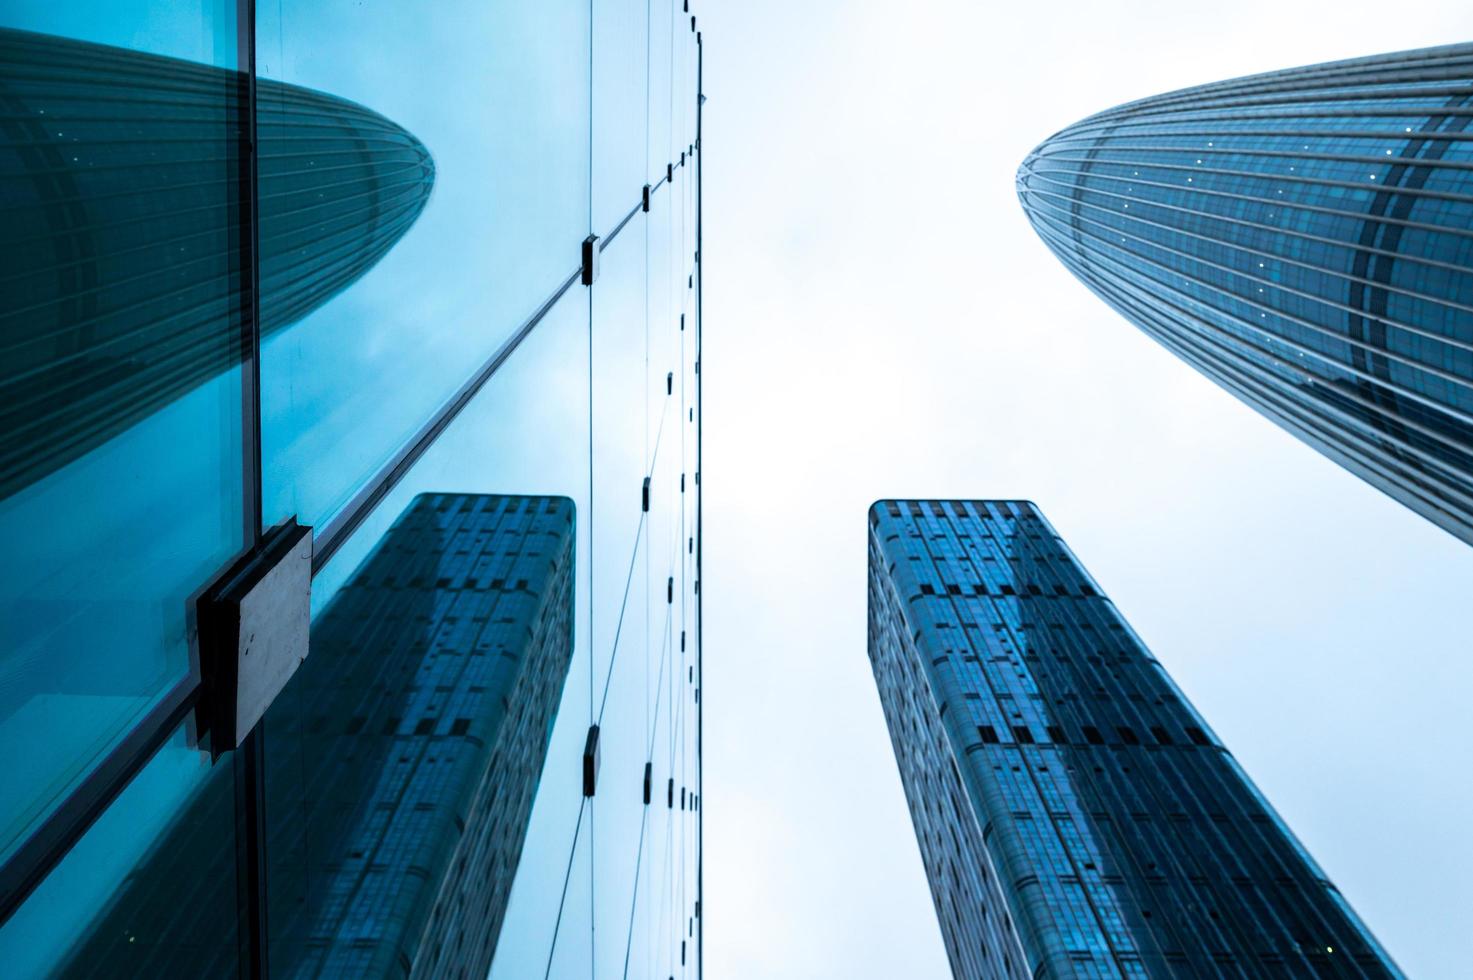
[0,1,703,977]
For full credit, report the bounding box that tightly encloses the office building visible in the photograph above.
[1018,45,1473,544]
[0,4,703,978]
[868,499,1398,978]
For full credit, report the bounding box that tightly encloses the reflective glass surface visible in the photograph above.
[1018,44,1473,544]
[0,3,701,976]
[275,283,598,977]
[257,0,592,528]
[0,8,245,867]
[594,0,648,236]
[0,723,238,979]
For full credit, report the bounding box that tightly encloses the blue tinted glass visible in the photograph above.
[0,8,244,866]
[272,287,597,974]
[0,724,237,979]
[589,222,655,975]
[257,0,592,529]
[594,0,648,236]
[646,0,673,186]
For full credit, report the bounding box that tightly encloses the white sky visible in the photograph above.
[699,3,1473,977]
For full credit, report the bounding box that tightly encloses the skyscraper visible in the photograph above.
[1017,45,1473,545]
[0,4,703,977]
[868,499,1399,978]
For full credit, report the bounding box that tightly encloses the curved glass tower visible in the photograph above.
[1018,44,1473,544]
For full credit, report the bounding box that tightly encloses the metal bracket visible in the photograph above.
[581,234,600,286]
[583,725,601,796]
[196,519,313,755]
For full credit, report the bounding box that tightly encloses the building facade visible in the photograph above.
[1017,45,1473,544]
[0,3,703,978]
[868,499,1398,978]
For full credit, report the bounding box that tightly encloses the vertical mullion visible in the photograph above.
[235,0,269,976]
[693,27,702,980]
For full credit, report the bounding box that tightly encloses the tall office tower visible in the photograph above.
[0,4,703,978]
[53,493,575,978]
[1017,45,1473,545]
[868,500,1399,978]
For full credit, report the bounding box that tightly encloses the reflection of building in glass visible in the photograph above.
[868,500,1399,978]
[0,27,434,497]
[56,494,573,978]
[1017,45,1473,544]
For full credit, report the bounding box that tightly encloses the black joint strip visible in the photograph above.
[642,183,651,212]
[666,371,673,395]
[642,476,651,512]
[581,235,600,286]
[582,725,600,797]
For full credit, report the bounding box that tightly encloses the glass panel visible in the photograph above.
[593,0,647,236]
[257,0,592,529]
[0,724,239,979]
[265,286,595,976]
[647,0,673,186]
[0,8,245,865]
[266,493,578,977]
[589,219,652,976]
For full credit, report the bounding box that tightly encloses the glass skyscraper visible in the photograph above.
[1017,45,1473,545]
[868,500,1399,978]
[0,4,703,978]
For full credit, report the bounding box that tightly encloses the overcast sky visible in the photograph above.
[699,3,1473,977]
